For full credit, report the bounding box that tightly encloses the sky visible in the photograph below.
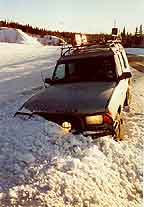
[0,0,144,34]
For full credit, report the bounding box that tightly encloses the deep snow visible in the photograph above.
[0,27,40,45]
[0,27,66,46]
[0,46,143,207]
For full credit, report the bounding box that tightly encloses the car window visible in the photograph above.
[121,50,129,68]
[120,52,127,68]
[53,56,116,82]
[53,64,65,80]
[114,54,123,76]
[119,53,127,70]
[117,54,123,69]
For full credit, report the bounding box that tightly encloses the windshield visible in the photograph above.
[53,56,116,83]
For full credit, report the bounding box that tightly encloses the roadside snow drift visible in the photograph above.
[38,35,66,46]
[0,27,40,45]
[0,47,143,207]
[0,93,143,207]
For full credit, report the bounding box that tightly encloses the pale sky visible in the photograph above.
[0,0,143,33]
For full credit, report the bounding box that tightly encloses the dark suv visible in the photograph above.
[16,42,132,140]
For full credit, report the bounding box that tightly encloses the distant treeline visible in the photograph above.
[121,25,144,47]
[0,20,143,47]
[0,20,76,43]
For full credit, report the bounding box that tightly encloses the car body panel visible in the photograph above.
[108,79,129,119]
[23,82,116,114]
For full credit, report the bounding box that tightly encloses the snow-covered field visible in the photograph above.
[0,46,143,207]
[126,48,144,56]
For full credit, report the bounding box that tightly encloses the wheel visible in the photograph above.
[124,88,131,107]
[113,113,124,141]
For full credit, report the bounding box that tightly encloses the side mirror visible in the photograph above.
[44,78,53,85]
[119,72,132,80]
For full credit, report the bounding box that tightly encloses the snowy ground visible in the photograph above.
[0,46,143,207]
[0,27,40,45]
[0,27,66,46]
[126,48,144,56]
[0,43,60,103]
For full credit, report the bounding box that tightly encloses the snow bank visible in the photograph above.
[0,27,40,45]
[38,35,66,46]
[0,90,143,206]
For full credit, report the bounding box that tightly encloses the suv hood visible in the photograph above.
[22,82,115,114]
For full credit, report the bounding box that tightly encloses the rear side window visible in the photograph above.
[114,54,123,76]
[117,54,124,69]
[121,50,129,68]
[120,52,127,68]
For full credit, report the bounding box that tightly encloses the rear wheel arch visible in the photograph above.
[118,105,122,114]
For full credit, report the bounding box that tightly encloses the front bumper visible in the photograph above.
[84,129,112,138]
[71,124,113,138]
[14,110,114,138]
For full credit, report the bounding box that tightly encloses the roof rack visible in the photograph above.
[60,46,74,57]
[60,44,91,57]
[60,40,122,57]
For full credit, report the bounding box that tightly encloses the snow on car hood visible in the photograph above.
[22,82,116,114]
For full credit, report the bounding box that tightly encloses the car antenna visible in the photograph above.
[40,71,47,88]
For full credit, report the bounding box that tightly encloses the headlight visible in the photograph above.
[62,121,72,132]
[86,115,103,125]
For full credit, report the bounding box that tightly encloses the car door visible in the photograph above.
[108,52,129,120]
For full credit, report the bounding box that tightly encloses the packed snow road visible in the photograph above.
[0,43,60,103]
[0,45,143,207]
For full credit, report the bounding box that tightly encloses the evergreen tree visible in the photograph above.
[122,26,126,37]
[135,26,138,35]
[139,24,143,36]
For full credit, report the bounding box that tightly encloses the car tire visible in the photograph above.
[124,88,131,107]
[113,113,124,141]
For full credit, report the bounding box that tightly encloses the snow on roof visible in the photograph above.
[0,27,41,45]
